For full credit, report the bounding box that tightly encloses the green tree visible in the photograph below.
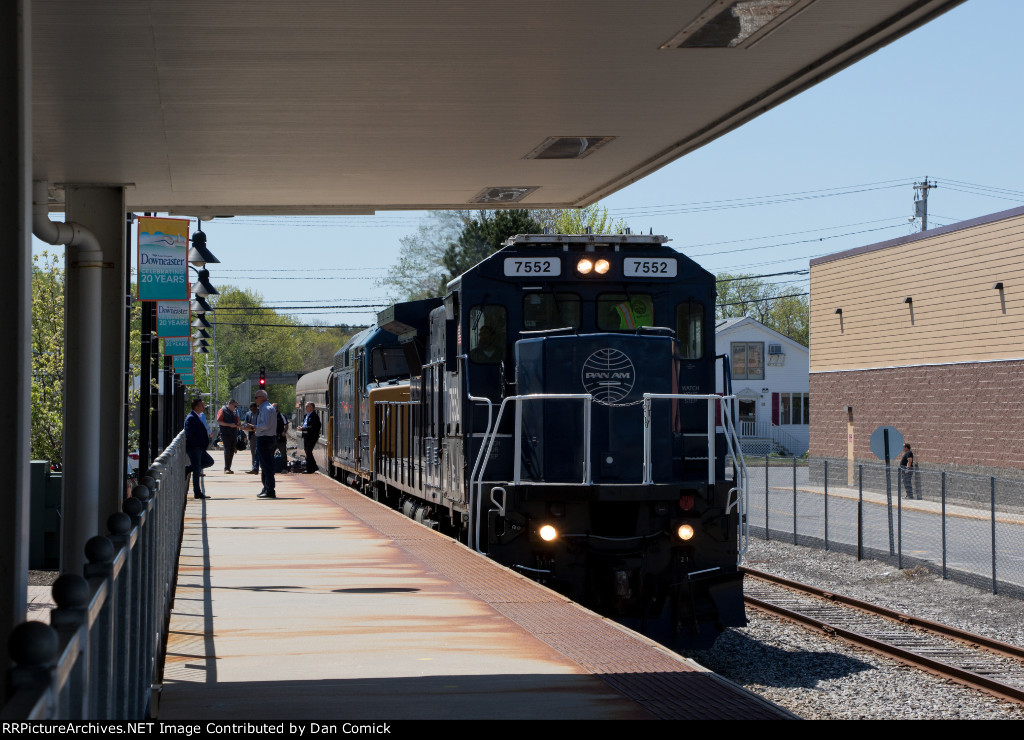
[716,273,808,346]
[31,252,65,464]
[541,203,628,235]
[207,287,305,407]
[441,209,543,282]
[381,211,471,301]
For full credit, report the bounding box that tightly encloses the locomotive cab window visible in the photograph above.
[469,305,507,364]
[675,301,704,359]
[523,293,581,331]
[597,294,654,331]
[371,347,409,382]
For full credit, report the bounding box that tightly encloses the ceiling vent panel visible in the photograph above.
[524,136,616,160]
[470,187,539,204]
[661,0,817,49]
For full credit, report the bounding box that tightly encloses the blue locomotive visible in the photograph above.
[300,233,749,647]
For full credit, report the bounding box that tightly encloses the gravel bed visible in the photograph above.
[679,539,1024,719]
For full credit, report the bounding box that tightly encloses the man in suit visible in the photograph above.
[300,402,322,474]
[185,398,214,499]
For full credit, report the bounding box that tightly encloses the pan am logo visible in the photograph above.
[582,348,635,405]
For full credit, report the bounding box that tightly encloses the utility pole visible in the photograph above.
[914,177,937,232]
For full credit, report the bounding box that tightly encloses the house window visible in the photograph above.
[779,392,810,425]
[731,342,764,380]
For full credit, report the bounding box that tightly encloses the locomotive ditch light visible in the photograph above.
[538,524,558,542]
[677,523,695,541]
[594,259,610,275]
[576,258,593,275]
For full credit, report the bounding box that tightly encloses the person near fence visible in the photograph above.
[185,398,214,499]
[300,402,321,474]
[216,398,242,474]
[900,443,916,500]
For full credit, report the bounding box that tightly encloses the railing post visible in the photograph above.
[707,398,715,485]
[83,536,115,719]
[49,575,91,719]
[6,622,59,715]
[105,512,133,719]
[643,397,653,485]
[897,468,903,569]
[122,496,146,718]
[764,454,769,541]
[857,464,863,561]
[991,476,998,595]
[792,455,797,546]
[132,483,156,713]
[513,398,522,485]
[583,396,592,485]
[824,460,829,551]
[941,472,947,580]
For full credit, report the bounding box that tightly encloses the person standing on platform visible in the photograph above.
[244,402,260,474]
[300,402,322,474]
[273,402,290,473]
[216,398,242,474]
[253,390,277,498]
[185,398,213,499]
[899,443,916,500]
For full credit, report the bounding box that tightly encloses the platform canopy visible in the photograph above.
[32,0,963,215]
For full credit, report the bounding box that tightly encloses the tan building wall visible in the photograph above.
[809,206,1024,472]
[810,210,1024,373]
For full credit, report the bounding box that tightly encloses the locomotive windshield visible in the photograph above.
[596,293,654,331]
[523,292,581,331]
[370,346,409,381]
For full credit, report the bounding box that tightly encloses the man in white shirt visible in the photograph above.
[252,389,278,499]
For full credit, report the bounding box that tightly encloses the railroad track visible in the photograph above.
[741,566,1024,705]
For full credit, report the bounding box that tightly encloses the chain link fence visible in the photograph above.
[744,456,1024,598]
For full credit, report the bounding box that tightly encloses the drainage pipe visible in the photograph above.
[32,180,104,573]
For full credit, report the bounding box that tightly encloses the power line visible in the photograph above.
[717,292,808,309]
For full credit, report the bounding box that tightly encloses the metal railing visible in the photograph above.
[2,432,188,720]
[746,456,1024,598]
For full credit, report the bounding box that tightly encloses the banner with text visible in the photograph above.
[138,217,189,300]
[156,301,191,337]
[178,373,196,386]
[173,354,194,374]
[162,337,191,356]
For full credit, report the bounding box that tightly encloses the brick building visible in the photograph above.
[809,205,1024,477]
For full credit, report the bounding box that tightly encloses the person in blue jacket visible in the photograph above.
[185,398,214,499]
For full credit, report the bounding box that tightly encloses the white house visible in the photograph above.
[715,317,809,456]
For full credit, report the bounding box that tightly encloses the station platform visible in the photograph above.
[156,450,791,721]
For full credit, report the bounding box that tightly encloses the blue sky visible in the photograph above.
[41,0,1024,328]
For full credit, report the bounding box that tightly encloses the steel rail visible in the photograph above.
[742,566,1024,661]
[742,567,1024,705]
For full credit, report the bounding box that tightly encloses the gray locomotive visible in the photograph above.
[299,233,750,647]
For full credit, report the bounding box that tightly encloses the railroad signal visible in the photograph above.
[259,366,266,388]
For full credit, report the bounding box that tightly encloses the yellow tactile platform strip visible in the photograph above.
[316,479,791,720]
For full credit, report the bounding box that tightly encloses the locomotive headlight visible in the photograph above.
[539,524,558,542]
[576,258,593,274]
[594,259,610,275]
[677,524,695,541]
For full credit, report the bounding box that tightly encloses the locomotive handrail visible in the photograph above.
[641,393,749,561]
[719,397,749,558]
[470,392,594,554]
[460,354,495,552]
